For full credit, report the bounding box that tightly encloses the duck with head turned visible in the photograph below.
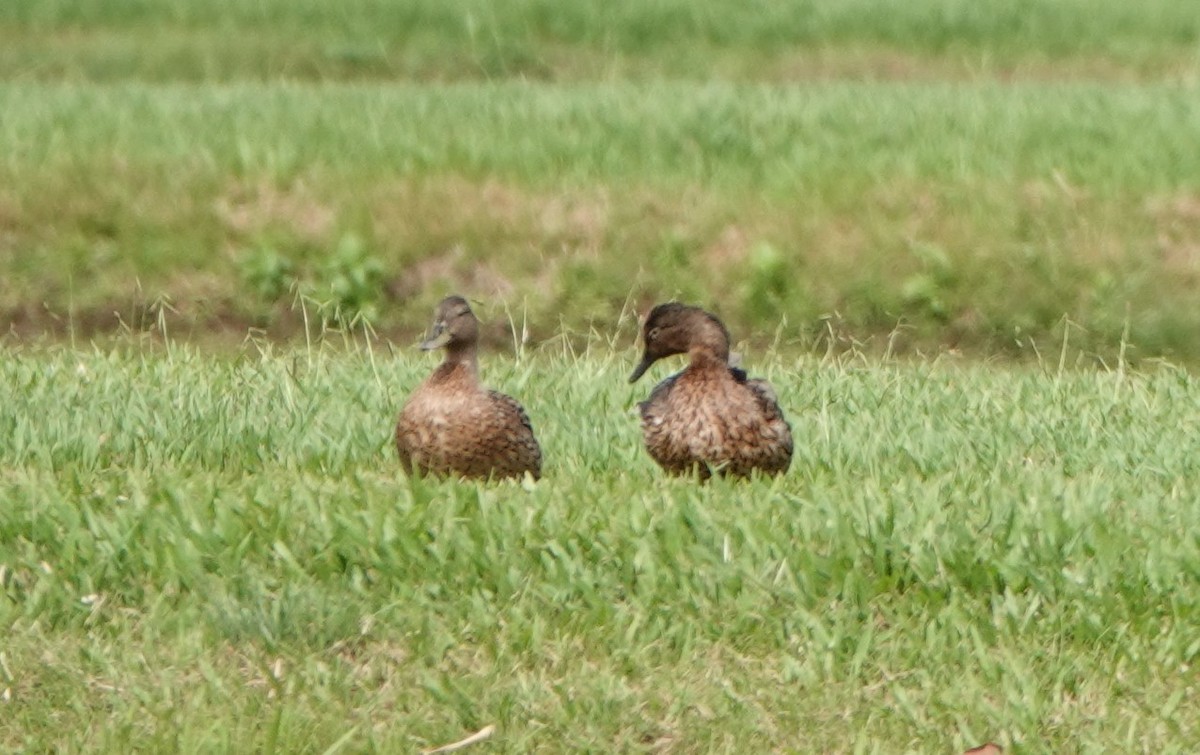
[629,302,793,479]
[395,295,542,480]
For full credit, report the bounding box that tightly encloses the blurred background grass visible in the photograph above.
[4,0,1198,82]
[1,0,1199,359]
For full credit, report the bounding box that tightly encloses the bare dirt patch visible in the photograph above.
[1145,193,1200,275]
[215,180,336,242]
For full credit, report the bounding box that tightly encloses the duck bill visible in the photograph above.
[628,354,655,383]
[419,324,451,351]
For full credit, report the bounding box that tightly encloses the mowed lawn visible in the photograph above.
[2,341,1199,752]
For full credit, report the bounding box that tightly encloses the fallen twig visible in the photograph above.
[421,724,496,754]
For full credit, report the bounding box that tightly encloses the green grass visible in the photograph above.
[3,80,1200,358]
[7,81,1199,191]
[6,3,1200,751]
[3,0,1200,358]
[3,338,1200,751]
[3,0,1198,82]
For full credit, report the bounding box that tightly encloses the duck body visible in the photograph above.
[396,296,542,480]
[639,360,792,478]
[631,303,792,479]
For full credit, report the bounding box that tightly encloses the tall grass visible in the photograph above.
[4,82,1198,191]
[2,341,1200,751]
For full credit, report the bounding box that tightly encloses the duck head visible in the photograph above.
[629,302,731,383]
[420,295,479,358]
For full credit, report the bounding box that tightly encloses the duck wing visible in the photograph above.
[485,390,543,478]
[637,371,681,418]
[726,367,784,421]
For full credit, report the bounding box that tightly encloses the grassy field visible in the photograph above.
[2,338,1200,751]
[4,3,1200,752]
[2,0,1200,358]
[3,79,1200,358]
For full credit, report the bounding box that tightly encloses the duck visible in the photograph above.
[629,302,793,478]
[395,295,542,480]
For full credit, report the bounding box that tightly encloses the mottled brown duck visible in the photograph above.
[395,296,542,480]
[629,302,793,478]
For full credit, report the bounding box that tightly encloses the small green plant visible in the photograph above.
[317,233,384,326]
[238,246,296,302]
[901,241,956,322]
[740,241,791,321]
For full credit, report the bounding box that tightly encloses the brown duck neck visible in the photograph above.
[686,314,731,367]
[688,347,730,371]
[433,344,479,382]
